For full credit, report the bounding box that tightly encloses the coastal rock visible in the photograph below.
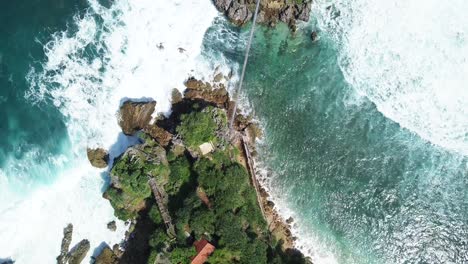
[67,239,90,264]
[310,31,318,42]
[214,0,232,11]
[144,125,173,147]
[118,101,156,135]
[184,78,229,108]
[57,224,73,264]
[213,0,312,28]
[94,245,119,264]
[296,2,311,22]
[171,88,183,104]
[279,5,296,23]
[87,148,109,168]
[107,221,117,232]
[228,2,252,26]
[185,78,211,91]
[213,73,224,83]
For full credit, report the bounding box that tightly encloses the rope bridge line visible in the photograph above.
[229,0,262,131]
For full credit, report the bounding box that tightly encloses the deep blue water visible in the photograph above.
[0,0,89,187]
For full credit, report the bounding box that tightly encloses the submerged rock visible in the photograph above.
[118,101,156,135]
[87,148,109,168]
[67,239,90,264]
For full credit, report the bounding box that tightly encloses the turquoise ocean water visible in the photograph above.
[1,1,468,263]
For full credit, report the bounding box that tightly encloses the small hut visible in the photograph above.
[191,239,215,264]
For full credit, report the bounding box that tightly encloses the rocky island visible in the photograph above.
[77,74,311,263]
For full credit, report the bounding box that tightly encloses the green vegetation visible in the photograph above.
[176,106,226,149]
[104,103,307,263]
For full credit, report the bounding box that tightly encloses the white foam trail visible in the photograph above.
[1,0,220,262]
[314,0,468,155]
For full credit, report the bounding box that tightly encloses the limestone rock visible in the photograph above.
[213,73,224,83]
[185,78,211,91]
[107,221,117,232]
[67,239,90,264]
[94,246,119,264]
[184,79,229,108]
[171,88,183,104]
[144,125,173,147]
[296,2,312,22]
[212,0,312,28]
[213,0,233,11]
[118,101,156,135]
[57,224,73,264]
[279,5,296,23]
[228,2,252,26]
[87,148,109,168]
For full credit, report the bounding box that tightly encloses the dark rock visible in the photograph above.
[213,73,224,83]
[311,31,318,42]
[87,148,109,168]
[266,200,275,208]
[228,2,252,26]
[57,224,73,264]
[185,78,211,91]
[171,88,183,104]
[107,221,117,232]
[286,217,294,224]
[67,239,90,264]
[184,78,229,108]
[213,0,312,29]
[94,245,118,264]
[214,0,233,11]
[296,2,311,22]
[279,6,296,23]
[144,125,173,147]
[118,101,156,135]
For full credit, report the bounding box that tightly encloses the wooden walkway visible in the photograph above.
[148,178,176,238]
[240,134,267,220]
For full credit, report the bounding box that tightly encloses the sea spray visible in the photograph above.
[1,0,222,262]
[313,0,468,155]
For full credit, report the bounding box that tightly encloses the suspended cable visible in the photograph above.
[229,0,262,132]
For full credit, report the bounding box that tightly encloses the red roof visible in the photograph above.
[191,239,215,264]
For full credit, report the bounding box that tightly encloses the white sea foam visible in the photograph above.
[1,0,220,262]
[314,0,468,155]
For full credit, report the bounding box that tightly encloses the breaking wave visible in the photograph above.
[315,0,468,155]
[1,0,221,262]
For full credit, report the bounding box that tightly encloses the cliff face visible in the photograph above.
[213,0,312,30]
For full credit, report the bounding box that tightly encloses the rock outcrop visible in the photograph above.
[171,88,183,104]
[94,246,119,264]
[107,221,117,232]
[67,240,90,264]
[213,0,312,30]
[87,148,109,168]
[118,101,156,135]
[184,77,229,108]
[144,125,173,147]
[57,224,74,264]
[57,224,90,264]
